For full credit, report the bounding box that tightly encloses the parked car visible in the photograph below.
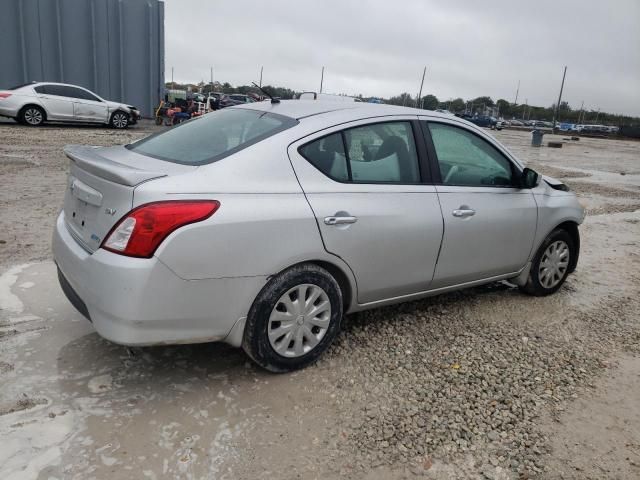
[217,94,246,109]
[465,115,502,130]
[531,120,553,129]
[508,119,524,127]
[53,102,584,372]
[0,82,140,128]
[228,94,255,104]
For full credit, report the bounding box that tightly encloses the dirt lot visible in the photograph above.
[1,122,639,480]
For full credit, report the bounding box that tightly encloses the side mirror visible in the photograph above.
[520,167,540,189]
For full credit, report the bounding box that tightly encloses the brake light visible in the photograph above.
[0,92,11,99]
[102,200,220,258]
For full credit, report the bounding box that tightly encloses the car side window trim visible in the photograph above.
[297,119,432,185]
[418,120,441,184]
[423,120,521,189]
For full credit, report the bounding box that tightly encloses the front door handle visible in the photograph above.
[452,208,476,218]
[324,215,358,225]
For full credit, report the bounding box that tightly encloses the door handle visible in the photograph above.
[324,215,358,225]
[452,208,476,218]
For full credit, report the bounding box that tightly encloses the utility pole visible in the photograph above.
[523,99,528,120]
[577,100,584,124]
[595,107,601,123]
[513,79,520,105]
[551,66,567,132]
[319,66,324,93]
[210,66,213,90]
[259,66,263,88]
[416,66,426,108]
[171,67,174,88]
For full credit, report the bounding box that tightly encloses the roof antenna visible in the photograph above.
[252,82,280,104]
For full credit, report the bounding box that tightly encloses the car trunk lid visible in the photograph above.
[62,144,193,252]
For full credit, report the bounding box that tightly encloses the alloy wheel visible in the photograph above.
[24,108,43,125]
[267,284,331,358]
[112,113,128,128]
[538,240,570,289]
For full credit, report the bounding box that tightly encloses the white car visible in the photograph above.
[0,82,140,128]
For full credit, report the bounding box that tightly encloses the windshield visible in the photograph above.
[128,108,297,165]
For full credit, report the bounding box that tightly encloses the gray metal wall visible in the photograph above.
[0,0,164,117]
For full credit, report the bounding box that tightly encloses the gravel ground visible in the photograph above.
[0,124,639,479]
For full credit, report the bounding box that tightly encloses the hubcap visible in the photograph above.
[25,108,42,125]
[113,113,128,128]
[538,240,570,289]
[268,284,331,358]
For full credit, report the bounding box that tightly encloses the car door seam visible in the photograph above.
[285,145,361,301]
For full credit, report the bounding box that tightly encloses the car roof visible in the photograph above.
[28,82,79,87]
[236,99,456,122]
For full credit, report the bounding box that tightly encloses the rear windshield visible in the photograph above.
[127,108,297,165]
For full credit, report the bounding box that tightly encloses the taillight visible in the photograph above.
[0,92,12,99]
[102,200,220,258]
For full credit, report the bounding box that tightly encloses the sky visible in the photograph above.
[163,0,640,116]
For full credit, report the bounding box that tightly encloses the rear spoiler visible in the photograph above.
[63,145,168,187]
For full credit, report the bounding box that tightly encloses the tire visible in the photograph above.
[242,264,343,372]
[110,111,129,129]
[19,105,45,126]
[520,229,575,296]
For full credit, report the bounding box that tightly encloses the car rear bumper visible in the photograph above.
[0,105,18,118]
[52,211,266,346]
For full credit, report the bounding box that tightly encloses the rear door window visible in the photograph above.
[127,108,297,165]
[299,133,349,181]
[45,85,74,97]
[68,87,101,102]
[299,121,421,183]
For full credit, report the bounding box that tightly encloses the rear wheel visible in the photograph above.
[520,229,574,296]
[110,111,129,129]
[19,105,45,126]
[243,264,343,372]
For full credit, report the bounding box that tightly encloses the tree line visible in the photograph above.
[166,82,639,126]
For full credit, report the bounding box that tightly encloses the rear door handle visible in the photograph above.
[452,208,476,218]
[324,215,358,225]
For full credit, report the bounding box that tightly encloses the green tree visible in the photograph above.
[420,94,439,110]
[496,99,514,118]
[471,96,494,108]
[449,98,465,112]
[387,92,415,107]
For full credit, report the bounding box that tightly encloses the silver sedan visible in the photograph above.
[0,82,139,128]
[52,101,585,371]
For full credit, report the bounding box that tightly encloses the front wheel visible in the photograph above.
[243,264,343,372]
[110,111,129,129]
[520,229,575,296]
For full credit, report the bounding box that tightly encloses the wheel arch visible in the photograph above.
[19,103,48,122]
[305,259,354,311]
[554,220,580,273]
[110,109,129,120]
